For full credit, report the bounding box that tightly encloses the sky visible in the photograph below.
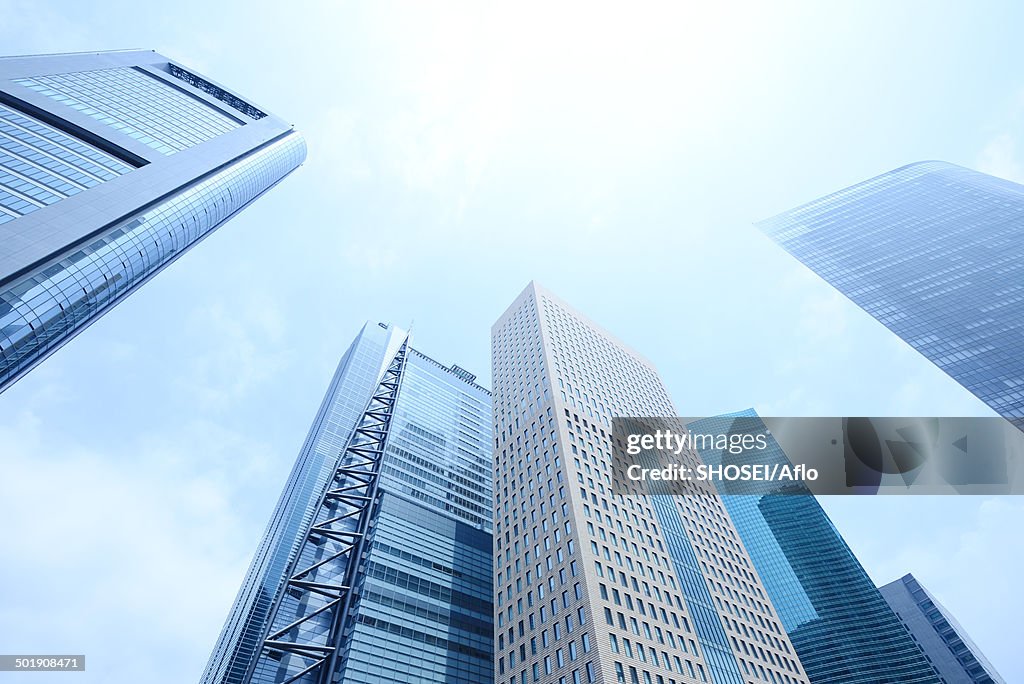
[0,0,1022,682]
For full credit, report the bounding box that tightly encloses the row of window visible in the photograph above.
[16,67,239,155]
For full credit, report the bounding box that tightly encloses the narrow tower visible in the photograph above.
[203,323,493,684]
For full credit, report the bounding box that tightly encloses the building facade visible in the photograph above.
[879,574,1005,684]
[0,50,305,393]
[687,411,941,684]
[491,283,809,684]
[757,161,1024,427]
[202,322,493,684]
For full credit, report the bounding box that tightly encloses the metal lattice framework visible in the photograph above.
[254,339,409,684]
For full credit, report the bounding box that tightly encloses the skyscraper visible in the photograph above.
[0,50,305,393]
[687,410,941,684]
[491,283,809,684]
[879,574,1006,684]
[756,161,1024,426]
[202,322,493,684]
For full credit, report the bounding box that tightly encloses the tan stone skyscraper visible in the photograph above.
[491,283,809,684]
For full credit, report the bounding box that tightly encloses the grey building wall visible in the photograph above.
[879,574,1005,684]
[0,50,305,392]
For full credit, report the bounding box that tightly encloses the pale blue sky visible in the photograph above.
[0,1,1022,682]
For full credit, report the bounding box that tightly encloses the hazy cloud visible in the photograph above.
[976,133,1024,183]
[0,409,279,683]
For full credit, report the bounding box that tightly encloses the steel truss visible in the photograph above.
[254,338,410,684]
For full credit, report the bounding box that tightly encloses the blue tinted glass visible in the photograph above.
[0,134,305,389]
[759,161,1024,427]
[15,67,241,155]
[690,411,941,683]
[204,330,494,684]
[0,102,132,219]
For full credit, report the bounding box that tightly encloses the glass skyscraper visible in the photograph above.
[756,161,1024,426]
[492,283,810,684]
[687,410,941,684]
[202,322,493,684]
[879,574,1006,684]
[0,50,305,393]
